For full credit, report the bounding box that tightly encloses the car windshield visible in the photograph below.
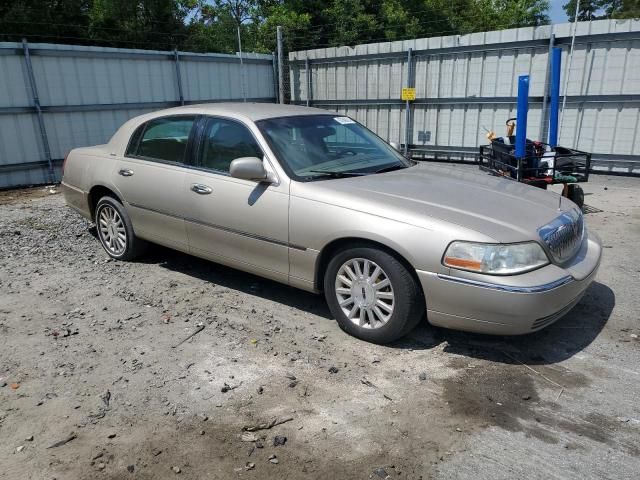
[256,115,412,181]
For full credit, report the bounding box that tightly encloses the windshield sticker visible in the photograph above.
[334,116,355,125]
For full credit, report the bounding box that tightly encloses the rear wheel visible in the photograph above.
[95,196,146,261]
[324,246,425,344]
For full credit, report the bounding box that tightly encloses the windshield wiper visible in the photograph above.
[307,170,368,178]
[374,163,408,174]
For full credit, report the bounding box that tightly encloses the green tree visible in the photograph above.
[609,0,640,17]
[202,0,261,27]
[0,0,554,53]
[563,0,605,21]
[184,0,275,53]
[88,0,190,49]
[321,0,380,46]
[479,0,550,30]
[254,4,314,51]
[563,0,639,21]
[0,0,91,44]
[184,8,240,52]
[378,0,448,40]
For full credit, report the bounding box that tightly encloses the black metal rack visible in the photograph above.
[479,141,591,185]
[478,140,591,207]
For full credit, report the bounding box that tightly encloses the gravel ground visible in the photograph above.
[1,165,639,480]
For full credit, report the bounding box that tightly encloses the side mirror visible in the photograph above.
[229,157,272,182]
[389,141,401,152]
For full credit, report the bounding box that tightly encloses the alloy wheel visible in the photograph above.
[334,258,395,329]
[98,205,127,256]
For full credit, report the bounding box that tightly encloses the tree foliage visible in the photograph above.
[563,0,640,21]
[0,0,592,55]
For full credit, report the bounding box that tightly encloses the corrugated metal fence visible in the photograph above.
[0,42,276,189]
[289,19,640,174]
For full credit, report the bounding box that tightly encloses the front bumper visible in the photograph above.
[416,230,602,335]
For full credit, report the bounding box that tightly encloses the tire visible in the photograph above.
[324,246,425,344]
[567,184,585,209]
[95,196,146,261]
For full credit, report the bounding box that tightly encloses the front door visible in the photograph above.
[114,114,197,251]
[183,116,289,283]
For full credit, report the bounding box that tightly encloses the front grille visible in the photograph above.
[538,208,584,264]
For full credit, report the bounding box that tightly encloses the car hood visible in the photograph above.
[292,163,576,243]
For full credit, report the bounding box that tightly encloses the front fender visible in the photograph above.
[289,195,487,285]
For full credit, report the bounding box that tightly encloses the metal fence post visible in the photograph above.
[237,27,247,102]
[277,26,285,104]
[272,51,279,103]
[22,38,54,182]
[305,57,312,107]
[173,48,185,106]
[559,0,581,142]
[404,48,413,156]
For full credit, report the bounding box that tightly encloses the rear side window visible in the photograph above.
[126,124,145,156]
[127,116,196,164]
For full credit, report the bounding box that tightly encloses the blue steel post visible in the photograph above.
[548,47,562,147]
[515,75,530,159]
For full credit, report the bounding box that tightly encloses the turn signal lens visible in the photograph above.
[442,257,482,270]
[443,241,549,275]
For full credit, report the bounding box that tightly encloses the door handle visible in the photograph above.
[118,169,134,177]
[191,183,212,195]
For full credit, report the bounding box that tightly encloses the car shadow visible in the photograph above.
[398,281,615,366]
[133,243,612,366]
[140,244,333,319]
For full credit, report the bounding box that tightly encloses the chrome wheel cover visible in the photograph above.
[98,205,126,256]
[335,258,395,329]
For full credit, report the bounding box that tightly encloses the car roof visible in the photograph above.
[152,102,337,122]
[107,102,342,154]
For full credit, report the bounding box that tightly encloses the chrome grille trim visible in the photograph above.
[538,208,584,263]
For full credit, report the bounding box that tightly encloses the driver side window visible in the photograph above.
[198,117,263,173]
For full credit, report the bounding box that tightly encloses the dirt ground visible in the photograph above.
[1,165,639,480]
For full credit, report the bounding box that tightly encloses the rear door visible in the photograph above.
[183,116,290,283]
[114,115,197,251]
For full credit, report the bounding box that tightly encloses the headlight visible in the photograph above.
[443,241,549,275]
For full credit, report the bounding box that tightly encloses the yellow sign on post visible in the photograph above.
[401,87,416,101]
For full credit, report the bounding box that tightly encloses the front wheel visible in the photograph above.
[324,247,425,344]
[95,196,146,261]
